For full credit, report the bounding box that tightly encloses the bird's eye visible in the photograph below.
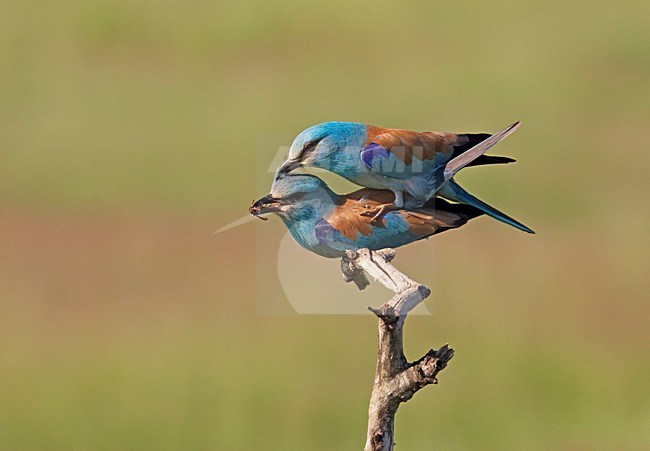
[283,191,308,202]
[300,137,324,156]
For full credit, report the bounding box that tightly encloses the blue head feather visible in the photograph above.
[269,173,337,221]
[286,122,367,171]
[265,174,341,256]
[270,173,335,202]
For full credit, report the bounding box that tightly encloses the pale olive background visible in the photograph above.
[1,1,649,449]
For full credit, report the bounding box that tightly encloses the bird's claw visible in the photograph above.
[360,203,397,224]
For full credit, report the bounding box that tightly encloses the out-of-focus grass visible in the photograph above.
[2,0,648,216]
[0,0,649,449]
[1,215,648,449]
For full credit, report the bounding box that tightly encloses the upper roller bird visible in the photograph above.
[277,121,533,234]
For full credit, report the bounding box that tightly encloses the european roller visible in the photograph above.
[276,121,533,234]
[249,174,485,258]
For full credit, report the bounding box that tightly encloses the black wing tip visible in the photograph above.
[466,155,516,167]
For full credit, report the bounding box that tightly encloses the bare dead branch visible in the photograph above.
[341,248,454,451]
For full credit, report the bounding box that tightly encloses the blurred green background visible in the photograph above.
[1,1,649,449]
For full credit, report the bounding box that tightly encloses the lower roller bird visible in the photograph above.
[249,174,486,258]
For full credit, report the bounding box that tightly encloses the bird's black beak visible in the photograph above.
[276,158,302,176]
[249,194,284,217]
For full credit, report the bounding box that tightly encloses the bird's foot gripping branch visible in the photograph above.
[340,248,454,451]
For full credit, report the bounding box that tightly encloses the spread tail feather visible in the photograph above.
[454,134,516,167]
[440,179,534,234]
[444,121,520,180]
[407,122,521,203]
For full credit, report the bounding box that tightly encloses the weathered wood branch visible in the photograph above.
[341,248,454,451]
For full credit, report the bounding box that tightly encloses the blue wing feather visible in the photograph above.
[360,142,434,179]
